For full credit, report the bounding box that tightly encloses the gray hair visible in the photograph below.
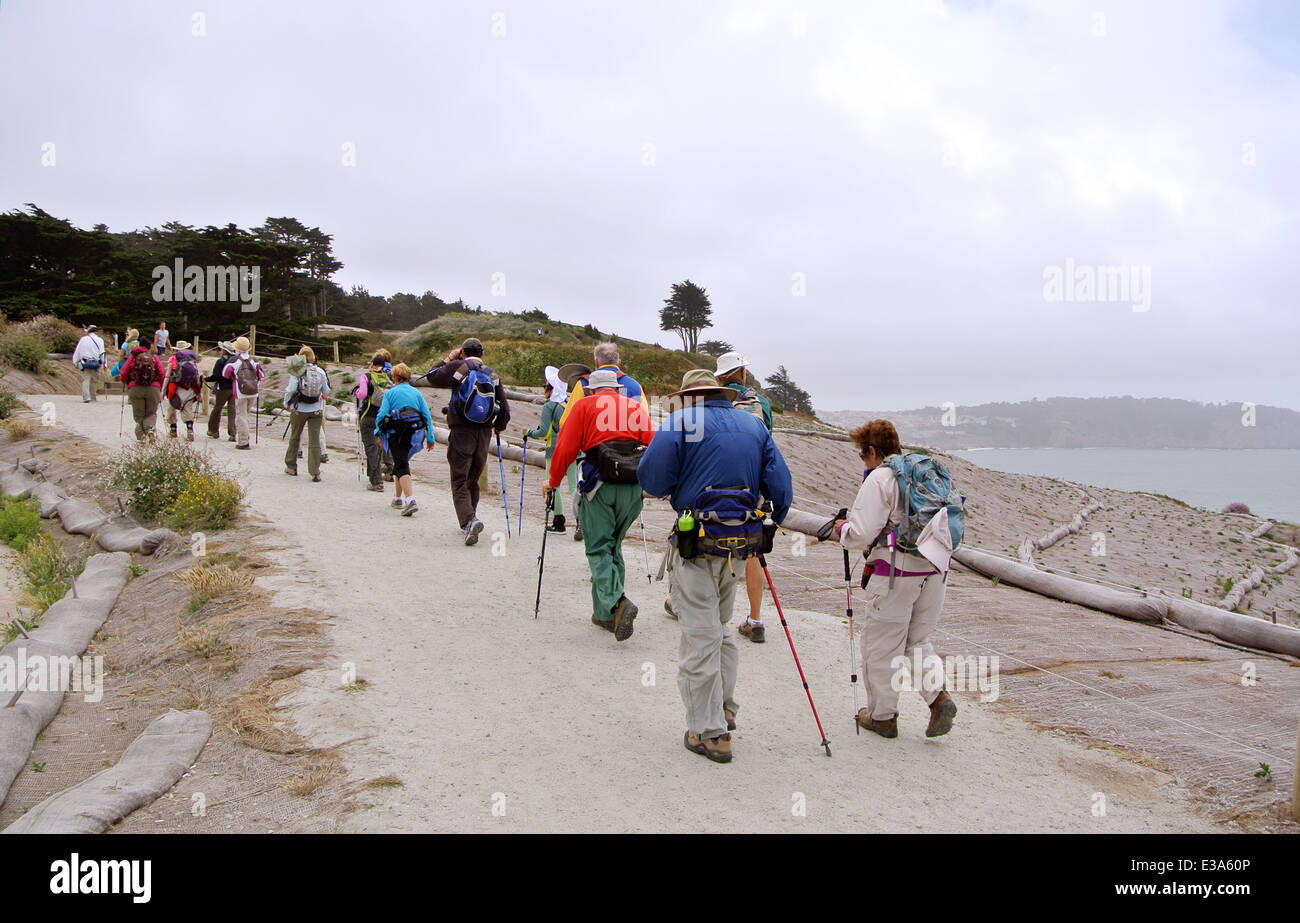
[593,342,620,366]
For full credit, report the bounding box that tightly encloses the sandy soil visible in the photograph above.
[18,392,1231,833]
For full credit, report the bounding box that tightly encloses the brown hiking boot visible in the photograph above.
[926,690,957,738]
[856,709,898,739]
[591,614,615,633]
[684,731,732,763]
[738,620,765,643]
[724,707,736,731]
[612,596,638,641]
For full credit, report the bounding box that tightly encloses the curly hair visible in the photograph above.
[849,419,901,459]
[391,362,413,383]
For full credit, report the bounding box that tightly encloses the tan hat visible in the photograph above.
[667,368,732,400]
[586,369,621,391]
[557,363,592,387]
[174,340,192,350]
[233,336,251,353]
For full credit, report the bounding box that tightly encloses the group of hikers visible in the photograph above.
[70,324,965,765]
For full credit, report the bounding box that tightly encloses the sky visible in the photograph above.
[2,0,1297,412]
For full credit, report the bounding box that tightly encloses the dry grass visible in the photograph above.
[364,775,403,789]
[177,621,237,663]
[177,562,254,601]
[342,678,370,693]
[226,676,309,754]
[2,418,40,440]
[280,753,339,797]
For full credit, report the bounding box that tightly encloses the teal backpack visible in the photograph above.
[884,453,965,554]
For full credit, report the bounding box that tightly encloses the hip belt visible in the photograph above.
[867,558,937,579]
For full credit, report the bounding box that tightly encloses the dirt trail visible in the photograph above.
[28,394,1222,833]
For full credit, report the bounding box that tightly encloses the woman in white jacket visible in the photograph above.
[832,419,957,739]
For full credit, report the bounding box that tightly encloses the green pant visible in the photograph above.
[285,410,323,476]
[578,482,644,622]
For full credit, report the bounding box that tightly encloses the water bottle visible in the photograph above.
[676,510,697,559]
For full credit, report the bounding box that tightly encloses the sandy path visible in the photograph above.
[31,394,1221,833]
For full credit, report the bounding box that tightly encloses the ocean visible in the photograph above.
[952,448,1300,524]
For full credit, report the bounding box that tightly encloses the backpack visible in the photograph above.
[883,453,965,556]
[692,486,766,560]
[296,365,327,401]
[361,370,391,412]
[129,355,158,387]
[175,351,200,389]
[731,386,767,426]
[452,362,499,425]
[590,439,645,484]
[234,357,261,396]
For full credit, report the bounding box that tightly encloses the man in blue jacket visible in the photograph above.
[638,369,793,764]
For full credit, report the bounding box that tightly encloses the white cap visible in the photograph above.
[714,352,750,377]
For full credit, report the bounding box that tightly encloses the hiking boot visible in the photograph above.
[168,425,177,439]
[311,474,322,483]
[612,596,638,642]
[207,430,219,439]
[285,467,298,476]
[684,731,732,763]
[367,483,385,492]
[464,518,484,546]
[236,444,251,450]
[573,526,583,542]
[591,614,615,632]
[738,620,766,643]
[383,473,394,482]
[186,428,195,442]
[724,707,736,731]
[227,435,237,442]
[925,690,957,738]
[321,454,329,463]
[664,598,678,620]
[391,498,404,509]
[547,514,566,533]
[856,709,898,739]
[401,500,418,516]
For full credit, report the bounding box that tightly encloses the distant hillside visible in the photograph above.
[822,397,1300,449]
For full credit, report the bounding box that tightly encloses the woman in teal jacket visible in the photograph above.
[525,367,577,533]
[373,363,436,517]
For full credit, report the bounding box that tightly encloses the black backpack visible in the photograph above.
[590,439,645,484]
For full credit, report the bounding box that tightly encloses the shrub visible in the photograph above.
[0,377,20,420]
[0,496,42,550]
[166,469,245,531]
[1222,502,1251,514]
[0,329,48,373]
[19,532,76,616]
[16,315,81,353]
[3,418,39,439]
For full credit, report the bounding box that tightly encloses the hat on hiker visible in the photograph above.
[286,354,307,377]
[461,337,484,357]
[543,365,568,404]
[557,363,592,388]
[233,336,251,353]
[586,369,621,392]
[714,351,750,378]
[668,368,731,400]
[174,340,192,350]
[218,340,236,354]
[85,324,99,333]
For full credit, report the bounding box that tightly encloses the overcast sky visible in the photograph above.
[2,0,1296,412]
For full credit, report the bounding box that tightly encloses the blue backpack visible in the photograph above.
[452,362,499,425]
[884,452,965,554]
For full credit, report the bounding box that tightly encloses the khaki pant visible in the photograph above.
[127,385,161,441]
[860,569,947,721]
[207,388,235,437]
[80,367,101,401]
[671,553,741,739]
[233,396,255,447]
[285,410,323,476]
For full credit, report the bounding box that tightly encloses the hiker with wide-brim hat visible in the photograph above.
[206,340,238,441]
[283,347,329,482]
[829,419,959,741]
[221,335,263,449]
[544,368,655,640]
[637,368,793,763]
[163,340,202,441]
[525,365,575,532]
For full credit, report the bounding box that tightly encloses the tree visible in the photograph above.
[697,339,734,357]
[764,365,815,415]
[660,279,712,353]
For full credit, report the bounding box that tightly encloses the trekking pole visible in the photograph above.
[255,394,260,445]
[638,513,652,583]
[534,503,551,619]
[844,548,861,734]
[118,384,126,439]
[518,436,527,535]
[496,432,512,538]
[758,552,832,757]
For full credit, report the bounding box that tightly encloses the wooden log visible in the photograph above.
[1161,594,1300,658]
[773,428,851,442]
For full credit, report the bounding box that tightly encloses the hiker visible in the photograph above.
[425,338,511,544]
[283,346,330,482]
[111,328,138,380]
[544,369,655,640]
[117,336,166,442]
[221,335,263,450]
[354,352,395,491]
[556,343,651,542]
[206,341,237,441]
[154,321,169,356]
[72,324,106,403]
[373,363,436,516]
[524,365,575,532]
[163,340,202,441]
[830,419,959,740]
[713,352,774,643]
[638,369,793,763]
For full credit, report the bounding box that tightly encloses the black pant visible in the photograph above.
[390,425,417,479]
[447,426,493,527]
[360,410,394,486]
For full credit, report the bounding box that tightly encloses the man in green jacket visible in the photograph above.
[716,352,773,643]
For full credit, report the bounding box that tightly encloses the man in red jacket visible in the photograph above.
[544,369,655,641]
